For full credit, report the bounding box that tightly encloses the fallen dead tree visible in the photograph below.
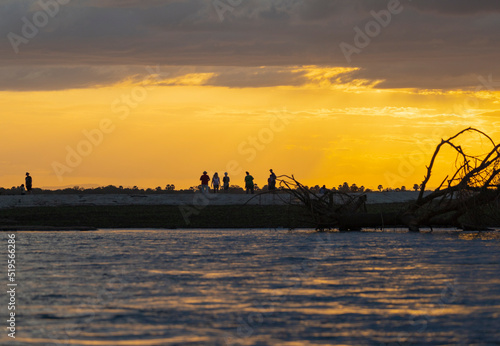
[404,127,500,231]
[277,128,500,231]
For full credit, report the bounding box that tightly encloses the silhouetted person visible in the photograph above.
[25,172,32,194]
[268,169,277,191]
[20,184,26,195]
[319,185,329,195]
[223,172,230,192]
[212,172,220,193]
[245,171,254,194]
[200,171,210,193]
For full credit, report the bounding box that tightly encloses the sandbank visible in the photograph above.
[0,191,426,209]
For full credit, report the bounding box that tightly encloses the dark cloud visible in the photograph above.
[0,65,313,91]
[1,0,499,91]
[407,0,500,15]
[0,66,146,91]
[81,0,168,8]
[297,0,342,20]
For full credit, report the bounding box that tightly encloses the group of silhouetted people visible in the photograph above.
[12,170,279,195]
[200,171,231,193]
[199,169,277,194]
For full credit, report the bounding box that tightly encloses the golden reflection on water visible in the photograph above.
[459,231,500,240]
[5,229,500,345]
[15,336,211,345]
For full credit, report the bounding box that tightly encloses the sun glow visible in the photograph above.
[1,66,499,190]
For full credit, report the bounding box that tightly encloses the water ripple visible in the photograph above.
[2,229,499,345]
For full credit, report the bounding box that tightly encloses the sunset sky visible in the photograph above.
[1,0,499,190]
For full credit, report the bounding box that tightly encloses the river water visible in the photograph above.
[2,229,500,345]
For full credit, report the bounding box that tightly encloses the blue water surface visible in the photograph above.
[2,229,500,346]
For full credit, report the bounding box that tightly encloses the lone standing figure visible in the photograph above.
[212,172,220,193]
[200,171,210,193]
[223,172,230,192]
[245,171,254,194]
[25,172,32,194]
[268,169,277,191]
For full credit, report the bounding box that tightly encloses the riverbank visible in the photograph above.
[0,203,407,231]
[0,192,452,231]
[0,191,426,209]
[0,205,309,230]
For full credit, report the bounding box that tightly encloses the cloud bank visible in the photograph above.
[1,0,499,91]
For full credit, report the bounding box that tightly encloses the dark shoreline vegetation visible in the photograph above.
[0,203,406,231]
[1,202,498,231]
[0,181,407,196]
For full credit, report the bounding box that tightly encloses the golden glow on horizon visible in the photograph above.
[1,66,500,190]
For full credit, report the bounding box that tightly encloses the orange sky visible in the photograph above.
[1,66,499,190]
[1,2,500,190]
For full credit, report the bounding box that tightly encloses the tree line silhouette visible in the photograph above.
[0,182,422,195]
